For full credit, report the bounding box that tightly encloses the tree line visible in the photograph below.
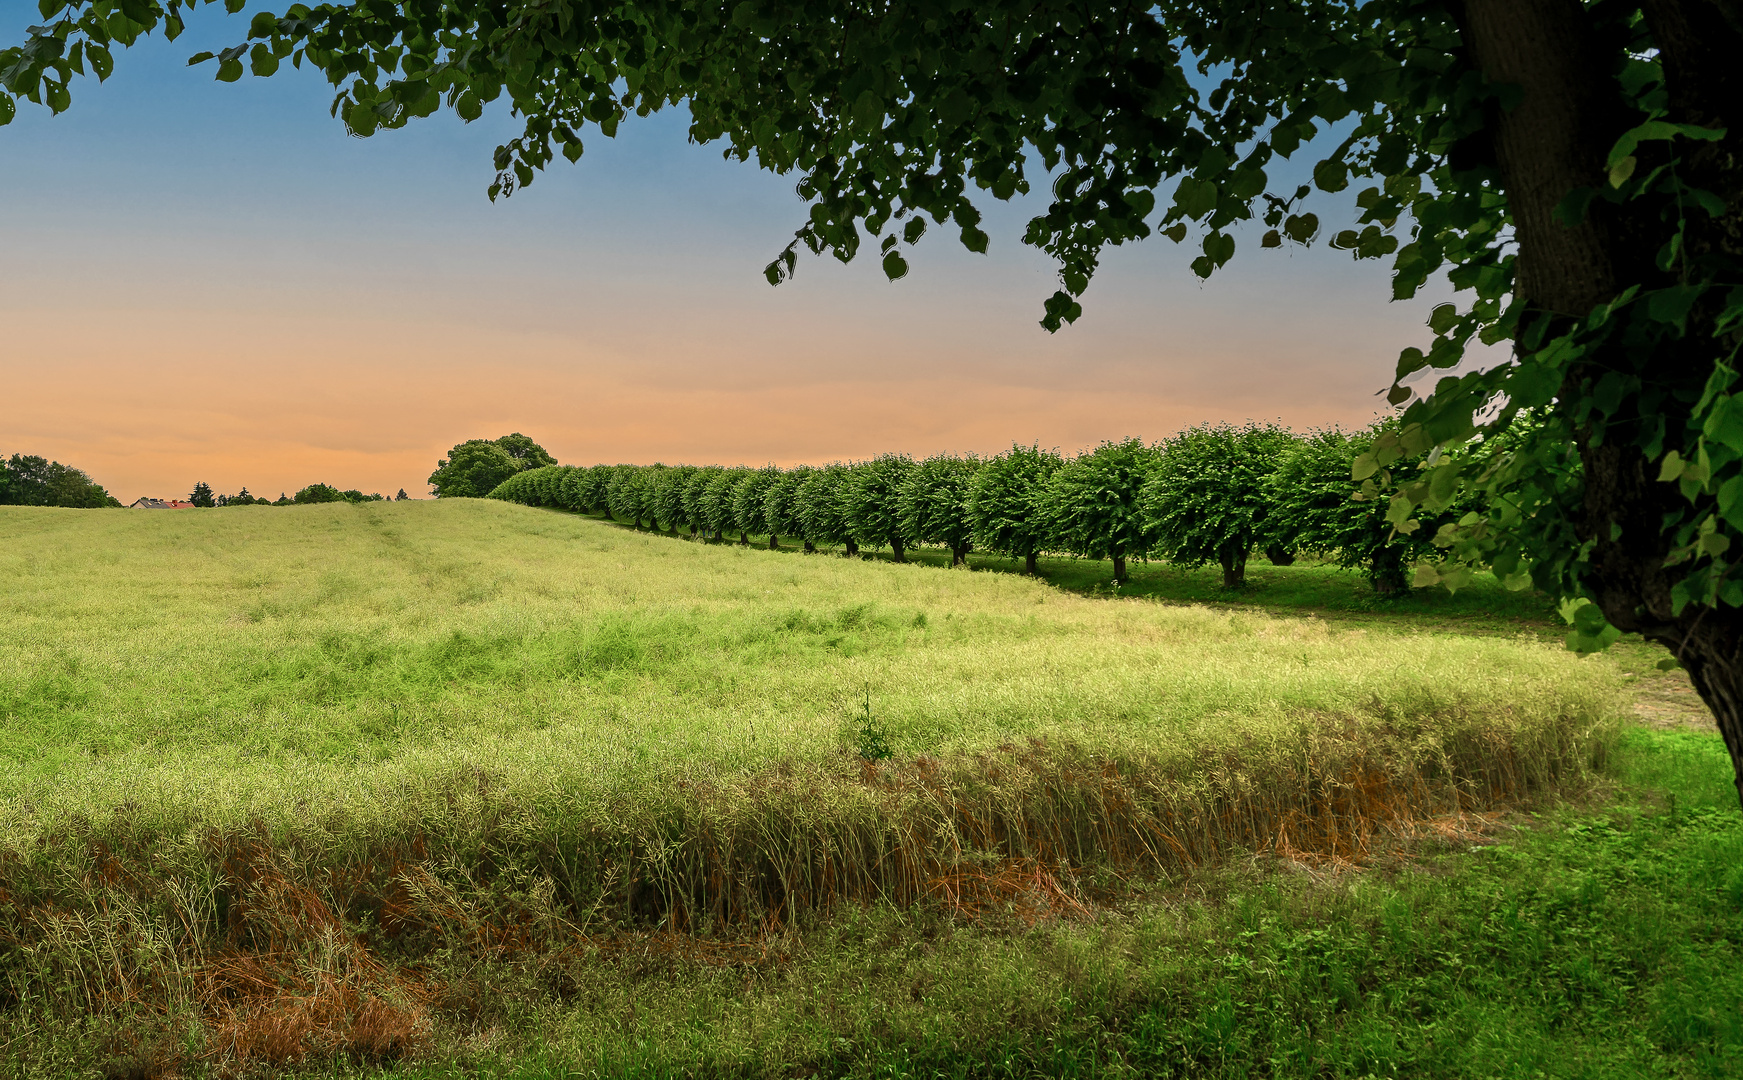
[484,420,1506,593]
[0,454,118,508]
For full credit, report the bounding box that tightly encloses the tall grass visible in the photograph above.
[0,500,1627,1066]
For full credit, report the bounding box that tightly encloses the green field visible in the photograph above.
[2,501,1735,1077]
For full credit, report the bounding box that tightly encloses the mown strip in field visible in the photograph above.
[0,500,1627,1068]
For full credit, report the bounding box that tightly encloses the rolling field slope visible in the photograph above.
[0,500,1641,1073]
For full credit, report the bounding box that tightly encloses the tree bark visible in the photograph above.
[1112,555,1127,584]
[889,536,906,563]
[768,533,780,549]
[1264,545,1295,567]
[1461,0,1743,805]
[1024,551,1038,575]
[803,539,816,553]
[844,539,859,558]
[1219,547,1247,589]
[739,531,750,546]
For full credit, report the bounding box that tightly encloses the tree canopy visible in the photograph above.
[428,434,553,498]
[10,1,1743,797]
[0,454,117,508]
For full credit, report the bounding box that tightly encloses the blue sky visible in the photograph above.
[0,6,1465,501]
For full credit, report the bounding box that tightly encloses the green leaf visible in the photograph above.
[852,89,882,133]
[1658,450,1686,482]
[1703,396,1743,452]
[1161,222,1187,243]
[1260,229,1281,248]
[1648,285,1701,328]
[216,57,243,83]
[1312,158,1348,193]
[0,93,13,127]
[882,251,909,281]
[1573,601,1608,635]
[1427,303,1459,335]
[1607,155,1636,188]
[249,43,278,78]
[455,90,481,121]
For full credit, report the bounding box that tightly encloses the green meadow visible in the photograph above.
[2,500,1736,1077]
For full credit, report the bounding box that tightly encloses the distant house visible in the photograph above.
[129,498,195,509]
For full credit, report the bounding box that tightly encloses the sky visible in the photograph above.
[1,8,1474,504]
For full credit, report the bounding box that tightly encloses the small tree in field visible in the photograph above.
[969,444,1064,575]
[899,454,980,565]
[1146,422,1300,589]
[429,440,520,498]
[796,463,855,556]
[604,465,646,527]
[733,466,783,548]
[701,467,748,542]
[395,489,409,501]
[188,481,216,508]
[682,466,723,538]
[842,454,915,561]
[294,483,344,504]
[652,465,697,534]
[764,465,813,552]
[1041,439,1158,584]
[1264,424,1454,595]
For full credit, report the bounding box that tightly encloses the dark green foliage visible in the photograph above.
[843,454,916,561]
[293,483,345,504]
[1041,439,1159,584]
[682,466,724,537]
[429,434,555,499]
[764,465,813,550]
[1146,422,1300,589]
[188,481,216,508]
[394,489,410,501]
[899,454,980,565]
[606,463,656,528]
[652,464,697,533]
[700,467,749,541]
[1265,425,1452,595]
[488,465,569,506]
[428,440,520,499]
[733,466,782,545]
[969,444,1064,575]
[493,432,556,470]
[0,454,116,508]
[797,464,856,555]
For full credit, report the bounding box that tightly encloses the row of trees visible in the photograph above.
[0,455,119,508]
[183,483,414,506]
[487,421,1480,592]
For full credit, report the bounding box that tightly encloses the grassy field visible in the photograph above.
[0,500,1719,1076]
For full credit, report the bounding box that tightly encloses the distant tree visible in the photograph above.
[733,466,783,548]
[969,444,1063,575]
[764,465,814,552]
[274,493,291,505]
[899,454,981,565]
[701,467,750,542]
[428,440,520,498]
[188,481,216,507]
[395,488,410,501]
[842,454,916,561]
[218,487,258,507]
[603,464,644,526]
[652,465,697,534]
[1041,439,1158,585]
[681,466,723,538]
[796,463,856,556]
[294,483,345,504]
[0,454,116,508]
[1146,422,1300,589]
[1264,423,1472,595]
[494,432,557,469]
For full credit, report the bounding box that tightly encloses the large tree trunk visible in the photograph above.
[1461,0,1743,805]
[1112,555,1127,584]
[844,538,859,558]
[1024,551,1038,575]
[1265,545,1295,567]
[768,533,779,549]
[803,539,816,553]
[889,536,906,563]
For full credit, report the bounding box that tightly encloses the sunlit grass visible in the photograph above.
[2,500,1618,849]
